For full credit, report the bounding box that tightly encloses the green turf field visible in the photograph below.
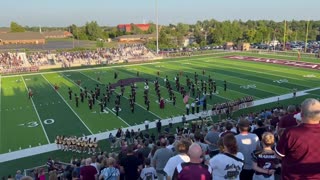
[1,52,319,154]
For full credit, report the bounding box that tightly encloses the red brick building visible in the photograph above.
[117,24,150,33]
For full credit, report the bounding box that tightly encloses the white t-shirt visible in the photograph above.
[164,154,190,178]
[140,166,157,180]
[166,144,174,150]
[145,120,150,125]
[209,152,244,180]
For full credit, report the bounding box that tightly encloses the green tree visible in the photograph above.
[130,23,143,34]
[10,22,25,32]
[85,21,103,41]
[176,23,190,36]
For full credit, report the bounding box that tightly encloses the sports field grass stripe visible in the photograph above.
[179,56,320,85]
[60,72,132,126]
[213,59,320,86]
[44,73,128,132]
[219,58,320,84]
[41,74,94,135]
[202,58,319,88]
[79,71,164,119]
[218,61,320,88]
[23,75,91,140]
[187,61,291,94]
[195,60,310,90]
[21,77,51,144]
[239,52,320,64]
[0,77,47,153]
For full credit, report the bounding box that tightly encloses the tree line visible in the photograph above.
[8,20,320,48]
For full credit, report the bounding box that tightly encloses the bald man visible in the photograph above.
[173,143,212,180]
[276,98,320,180]
[80,158,98,180]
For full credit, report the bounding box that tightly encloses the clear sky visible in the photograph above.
[0,0,318,27]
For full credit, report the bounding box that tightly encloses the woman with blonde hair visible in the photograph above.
[252,132,281,180]
[99,157,120,180]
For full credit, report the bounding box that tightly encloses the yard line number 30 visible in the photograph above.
[25,119,55,128]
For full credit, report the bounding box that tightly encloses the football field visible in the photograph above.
[1,53,319,154]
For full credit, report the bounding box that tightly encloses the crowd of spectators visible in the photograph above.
[6,98,320,180]
[26,44,154,66]
[0,44,155,74]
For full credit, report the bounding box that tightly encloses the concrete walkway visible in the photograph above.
[0,87,319,163]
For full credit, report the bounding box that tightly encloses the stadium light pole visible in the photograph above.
[156,0,159,54]
[305,20,310,53]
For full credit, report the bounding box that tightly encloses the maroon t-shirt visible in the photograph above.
[80,165,98,180]
[270,116,279,127]
[275,123,320,180]
[174,162,212,180]
[278,114,297,129]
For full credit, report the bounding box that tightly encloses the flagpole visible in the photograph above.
[283,20,286,51]
[156,0,159,54]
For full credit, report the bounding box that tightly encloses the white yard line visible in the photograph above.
[41,74,94,135]
[0,86,319,163]
[21,76,50,144]
[61,72,131,127]
[79,71,163,120]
